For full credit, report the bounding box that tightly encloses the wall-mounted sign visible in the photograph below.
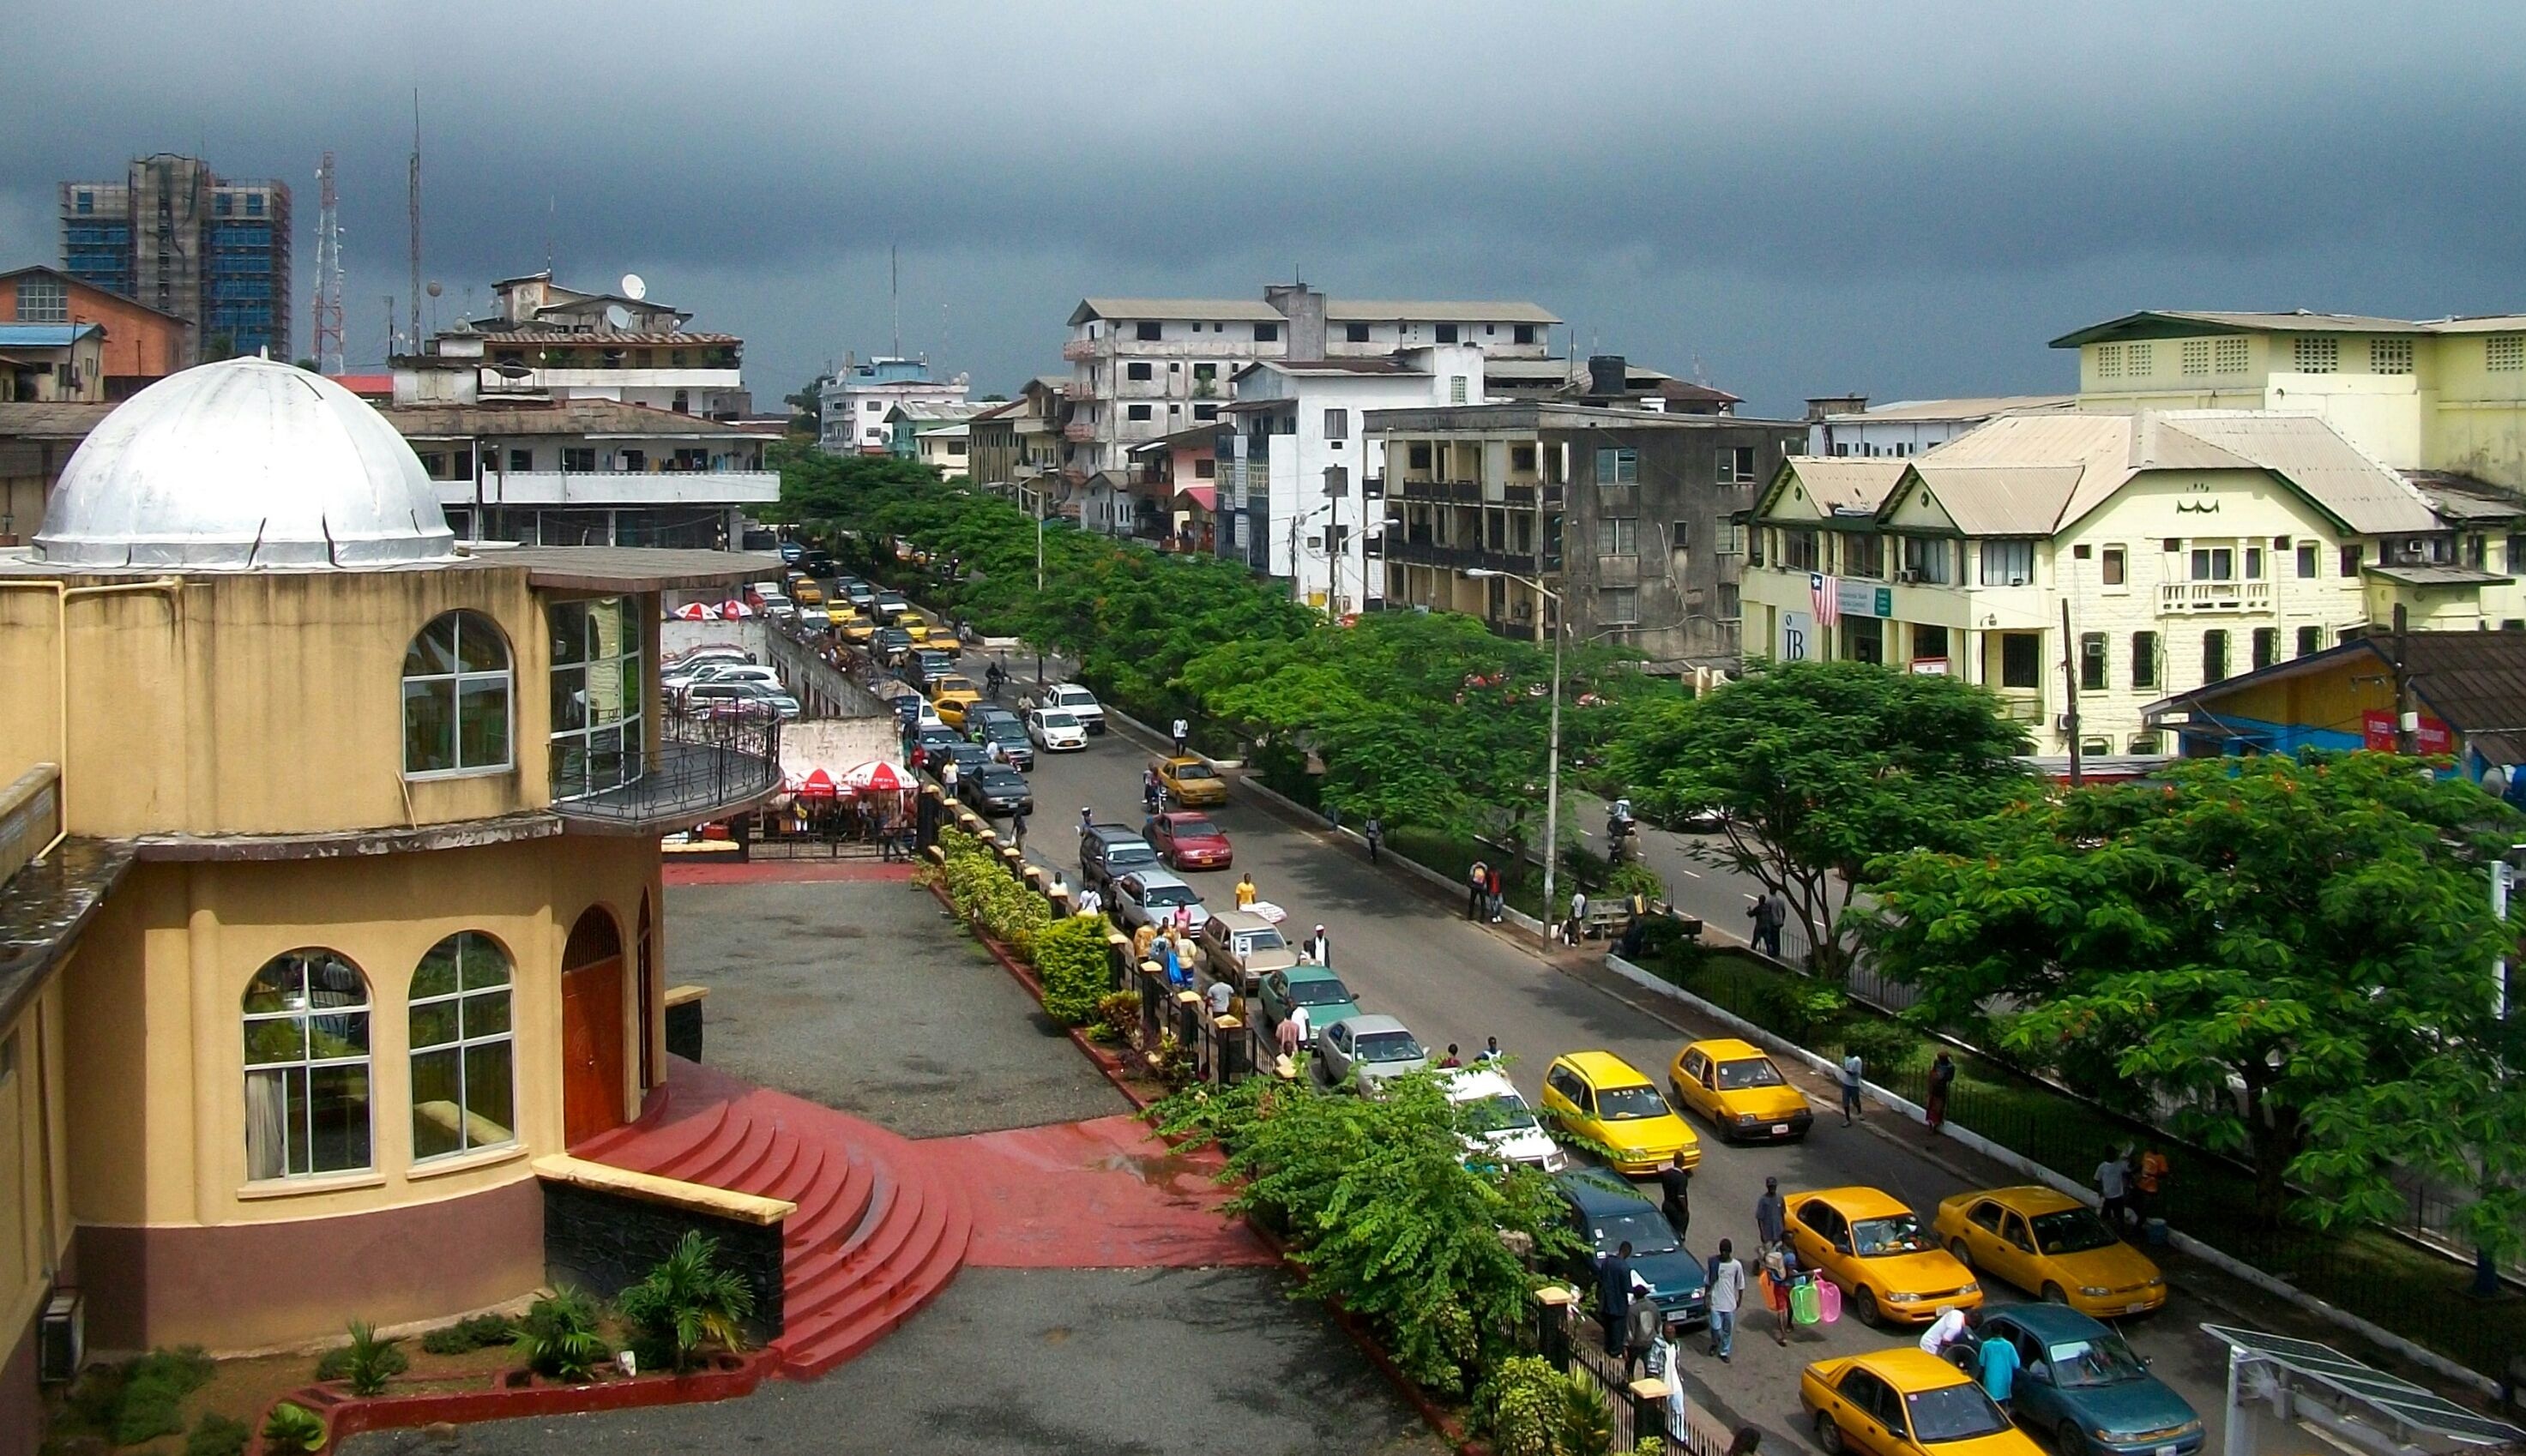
[2361,709,2452,755]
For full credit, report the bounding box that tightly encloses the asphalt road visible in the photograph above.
[998,720,2235,1456]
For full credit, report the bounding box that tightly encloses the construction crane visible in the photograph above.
[310,152,345,376]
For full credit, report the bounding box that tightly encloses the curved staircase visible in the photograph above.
[574,1058,972,1379]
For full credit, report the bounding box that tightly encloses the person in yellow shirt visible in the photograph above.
[1234,873,1257,909]
[1132,923,1158,963]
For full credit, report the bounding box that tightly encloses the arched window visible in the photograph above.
[404,611,513,777]
[244,949,372,1180]
[409,932,515,1161]
[547,599,643,800]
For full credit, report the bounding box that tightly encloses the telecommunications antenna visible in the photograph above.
[620,273,648,301]
[604,304,632,329]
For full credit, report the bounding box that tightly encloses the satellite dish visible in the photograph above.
[620,273,648,301]
[425,280,443,298]
[604,304,631,329]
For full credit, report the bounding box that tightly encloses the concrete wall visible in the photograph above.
[543,1182,782,1344]
[0,979,69,1447]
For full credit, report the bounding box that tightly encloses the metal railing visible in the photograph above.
[2159,580,2273,613]
[551,713,781,831]
[1535,1297,1737,1456]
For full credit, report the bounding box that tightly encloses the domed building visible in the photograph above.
[0,358,779,1438]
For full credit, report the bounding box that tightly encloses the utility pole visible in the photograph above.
[408,92,424,354]
[2060,598,2083,787]
[2391,603,2417,755]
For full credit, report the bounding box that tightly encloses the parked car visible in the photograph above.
[907,649,956,689]
[1142,811,1232,871]
[683,681,799,720]
[1800,1348,2040,1456]
[959,765,1034,819]
[1027,707,1089,752]
[1539,1051,1700,1176]
[1111,870,1210,933]
[1449,1068,1566,1172]
[664,643,751,670]
[938,742,992,780]
[1031,683,1106,735]
[1931,1186,2165,1316]
[1192,909,1297,989]
[1667,1038,1814,1142]
[931,676,985,728]
[1549,1170,1708,1328]
[1151,755,1228,808]
[1080,824,1163,893]
[1253,965,1359,1044]
[1963,1306,2201,1456]
[777,542,804,564]
[910,725,964,767]
[672,663,781,697]
[873,626,913,662]
[1312,1014,1429,1094]
[970,716,1034,771]
[1786,1186,1982,1327]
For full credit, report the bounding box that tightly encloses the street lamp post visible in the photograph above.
[1469,568,1562,945]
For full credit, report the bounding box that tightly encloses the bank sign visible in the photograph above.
[2360,709,2453,755]
[1836,579,1894,619]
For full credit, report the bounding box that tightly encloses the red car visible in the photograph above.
[1144,812,1233,871]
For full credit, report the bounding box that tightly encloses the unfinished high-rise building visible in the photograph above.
[60,153,292,363]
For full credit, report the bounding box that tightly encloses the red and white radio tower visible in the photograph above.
[310,152,346,375]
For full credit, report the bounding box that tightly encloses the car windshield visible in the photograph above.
[1589,1210,1680,1258]
[1595,1085,1670,1121]
[2046,1333,2149,1388]
[1108,844,1160,869]
[1052,689,1093,706]
[1904,1385,2012,1445]
[1715,1057,1785,1090]
[1239,928,1286,953]
[2029,1207,2121,1255]
[1287,978,1354,1007]
[1040,713,1078,729]
[1172,762,1218,781]
[1141,882,1197,907]
[1355,1031,1425,1062]
[1167,817,1221,838]
[980,770,1024,789]
[986,725,1025,742]
[1462,1093,1540,1134]
[1852,1213,1931,1255]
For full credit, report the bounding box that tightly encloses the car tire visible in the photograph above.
[2056,1420,2088,1456]
[1814,1413,1846,1456]
[2041,1282,2069,1305]
[1852,1285,1880,1327]
[1948,1238,1974,1270]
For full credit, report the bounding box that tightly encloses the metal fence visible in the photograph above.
[1535,1297,1738,1456]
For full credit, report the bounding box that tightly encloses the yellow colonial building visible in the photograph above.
[0,358,776,1441]
[1743,409,2513,756]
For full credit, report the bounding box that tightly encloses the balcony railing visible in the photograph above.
[1384,538,1546,575]
[2159,580,2273,613]
[1394,478,1483,503]
[1060,338,1100,361]
[551,713,781,833]
[1063,421,1095,442]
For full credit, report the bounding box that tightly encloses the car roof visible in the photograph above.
[1959,1184,2083,1218]
[978,765,1024,780]
[1204,909,1275,932]
[1844,1347,1975,1391]
[1282,963,1346,984]
[1330,1014,1408,1036]
[1790,1186,1916,1219]
[1685,1038,1770,1062]
[1154,810,1220,828]
[1130,869,1192,891]
[1556,1050,1655,1088]
[1444,1067,1519,1102]
[1980,1303,2109,1341]
[1159,755,1209,768]
[1554,1168,1656,1212]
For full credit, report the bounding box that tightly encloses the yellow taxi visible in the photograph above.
[826,603,857,628]
[1153,755,1230,808]
[899,616,934,647]
[1539,1051,1699,1175]
[1800,1347,2043,1456]
[1667,1038,1815,1143]
[931,675,984,727]
[1932,1185,2167,1317]
[792,579,825,606]
[838,614,879,645]
[1785,1187,1982,1327]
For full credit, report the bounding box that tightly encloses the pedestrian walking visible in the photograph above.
[1598,1242,1636,1357]
[1009,809,1028,851]
[2136,1144,2169,1226]
[1438,1044,1463,1068]
[1078,805,1094,837]
[1486,864,1505,922]
[1468,860,1489,920]
[1275,1011,1302,1059]
[1747,888,1787,958]
[1171,716,1190,755]
[1132,923,1158,962]
[1302,924,1329,966]
[2095,1146,2132,1230]
[1477,1036,1503,1062]
[1705,1239,1746,1362]
[1234,872,1258,910]
[1838,1049,1865,1126]
[1205,978,1233,1020]
[1624,1291,1661,1381]
[1566,889,1589,946]
[1364,815,1384,864]
[1978,1322,2021,1405]
[1286,1002,1310,1050]
[1076,884,1103,919]
[1759,1240,1799,1345]
[1658,1151,1691,1242]
[938,759,959,793]
[1755,1176,1787,1247]
[1925,1051,1956,1134]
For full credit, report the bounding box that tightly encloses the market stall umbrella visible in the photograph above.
[671,601,720,620]
[720,599,757,618]
[798,767,840,799]
[841,760,908,793]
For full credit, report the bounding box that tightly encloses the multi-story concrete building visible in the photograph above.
[883,400,987,472]
[0,266,195,398]
[398,273,750,421]
[817,356,969,455]
[1370,403,1804,666]
[966,376,1069,491]
[58,154,291,361]
[2055,309,2526,489]
[1059,286,1559,480]
[1215,347,1485,614]
[1806,394,2074,459]
[1739,408,2517,756]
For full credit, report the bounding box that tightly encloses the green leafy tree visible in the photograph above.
[618,1230,757,1373]
[1864,751,2518,1226]
[2297,1017,2526,1269]
[1609,659,2031,973]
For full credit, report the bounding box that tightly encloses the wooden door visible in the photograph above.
[561,956,625,1146]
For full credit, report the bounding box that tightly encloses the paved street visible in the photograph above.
[1004,718,2237,1456]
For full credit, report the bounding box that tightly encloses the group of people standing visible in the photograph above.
[1465,860,1506,923]
[1598,1173,1826,1380]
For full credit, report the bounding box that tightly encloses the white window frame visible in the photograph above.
[1978,538,2035,587]
[408,932,517,1163]
[547,598,644,803]
[243,949,374,1182]
[15,279,69,323]
[402,611,514,780]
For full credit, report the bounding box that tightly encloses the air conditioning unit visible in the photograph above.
[2056,715,2074,732]
[1897,569,1921,584]
[39,1290,83,1384]
[2008,575,2027,587]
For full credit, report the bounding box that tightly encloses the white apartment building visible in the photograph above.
[1806,395,2074,459]
[1216,346,1485,614]
[1058,285,1558,479]
[395,272,751,419]
[818,355,971,455]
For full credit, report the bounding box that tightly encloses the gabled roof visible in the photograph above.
[1824,394,2071,423]
[1760,458,1907,520]
[2149,629,2526,767]
[1070,298,1283,325]
[2155,411,2439,534]
[0,323,102,348]
[0,266,193,325]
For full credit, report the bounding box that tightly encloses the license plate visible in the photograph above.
[1771,1124,1791,1135]
[2155,1446,2177,1455]
[2126,1302,2149,1314]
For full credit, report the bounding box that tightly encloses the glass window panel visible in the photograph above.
[454,614,507,673]
[459,678,510,768]
[457,934,511,990]
[285,1067,313,1176]
[591,725,624,790]
[622,736,643,785]
[551,740,588,800]
[244,1018,306,1065]
[465,988,511,1038]
[411,1049,464,1159]
[549,603,586,665]
[405,679,455,773]
[408,1000,459,1050]
[308,1010,368,1060]
[411,943,460,1000]
[585,659,625,726]
[551,665,588,732]
[242,964,298,1014]
[309,1064,371,1172]
[405,614,457,676]
[463,1043,515,1146]
[619,656,643,717]
[622,608,642,655]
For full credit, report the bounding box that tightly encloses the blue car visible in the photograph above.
[1972,1305,2202,1456]
[1551,1170,1709,1331]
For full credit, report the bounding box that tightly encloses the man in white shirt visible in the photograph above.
[1839,1050,1865,1126]
[1205,978,1233,1020]
[1076,885,1102,918]
[1705,1237,1747,1362]
[1286,1002,1310,1052]
[1920,1305,1969,1357]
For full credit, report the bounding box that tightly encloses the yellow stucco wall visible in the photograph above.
[0,981,71,1381]
[62,834,660,1231]
[0,569,658,841]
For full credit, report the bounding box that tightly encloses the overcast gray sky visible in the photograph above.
[5,1,2519,417]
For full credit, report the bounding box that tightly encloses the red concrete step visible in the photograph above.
[773,1172,972,1377]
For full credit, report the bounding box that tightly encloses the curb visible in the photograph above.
[1233,772,1549,937]
[1599,949,2505,1399]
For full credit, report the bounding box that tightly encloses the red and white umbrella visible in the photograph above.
[841,760,908,793]
[720,599,757,618]
[798,767,840,799]
[671,601,720,621]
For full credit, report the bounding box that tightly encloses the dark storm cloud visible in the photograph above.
[3,1,2519,412]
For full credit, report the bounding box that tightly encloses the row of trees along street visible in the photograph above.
[772,449,2526,1291]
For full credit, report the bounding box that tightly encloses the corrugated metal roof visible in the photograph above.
[2364,563,2509,586]
[883,400,988,422]
[380,400,771,439]
[0,402,116,439]
[2050,310,2426,346]
[1911,463,2089,536]
[467,331,741,346]
[1070,298,1283,325]
[0,323,101,348]
[2414,315,2526,334]
[2402,471,2526,522]
[1780,458,1906,513]
[2153,411,2441,535]
[1830,394,2071,423]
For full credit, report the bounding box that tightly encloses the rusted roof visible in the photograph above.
[2402,471,2526,523]
[382,400,775,439]
[468,331,741,347]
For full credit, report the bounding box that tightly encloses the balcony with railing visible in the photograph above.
[1394,478,1483,503]
[1063,420,1096,442]
[2158,580,2272,613]
[1384,538,1545,575]
[1060,338,1100,361]
[550,712,781,834]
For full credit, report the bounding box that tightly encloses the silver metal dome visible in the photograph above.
[34,356,456,569]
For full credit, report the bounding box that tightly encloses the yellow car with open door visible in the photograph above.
[1786,1186,1981,1327]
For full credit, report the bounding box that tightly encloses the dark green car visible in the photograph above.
[1255,966,1361,1044]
